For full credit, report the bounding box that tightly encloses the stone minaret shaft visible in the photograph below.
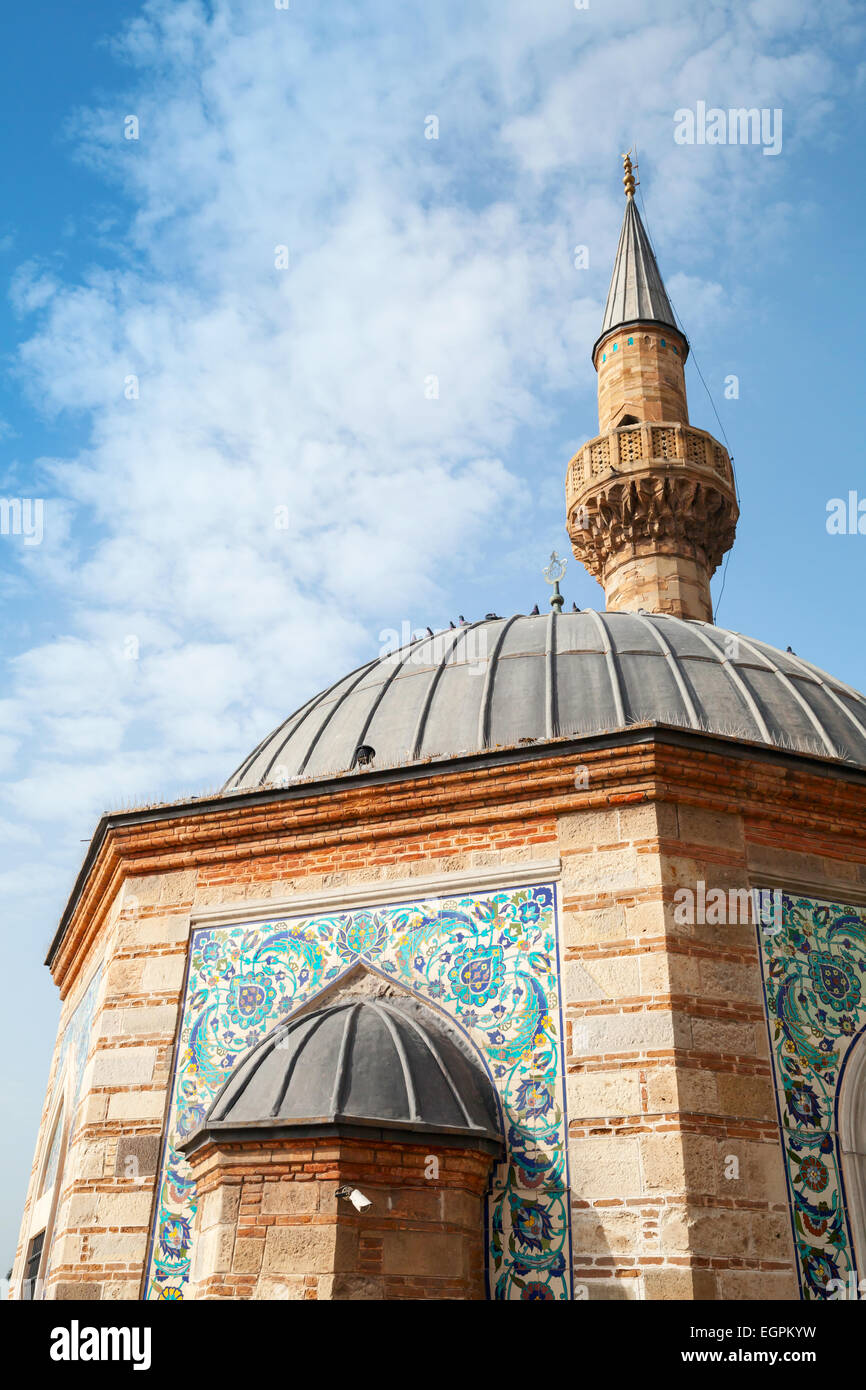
[566,155,738,621]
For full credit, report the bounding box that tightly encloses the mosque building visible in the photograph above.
[12,157,866,1301]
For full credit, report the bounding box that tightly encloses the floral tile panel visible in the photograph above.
[145,882,571,1300]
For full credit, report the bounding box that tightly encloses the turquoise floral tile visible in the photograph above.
[756,892,866,1299]
[145,882,571,1300]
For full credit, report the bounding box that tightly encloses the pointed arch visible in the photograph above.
[838,1021,866,1273]
[260,956,508,1141]
[18,1067,71,1299]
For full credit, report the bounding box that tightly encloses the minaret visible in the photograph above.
[566,154,738,621]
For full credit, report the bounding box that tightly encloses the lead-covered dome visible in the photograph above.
[181,997,503,1150]
[225,610,866,791]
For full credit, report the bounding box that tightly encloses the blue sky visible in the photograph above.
[2,0,865,1265]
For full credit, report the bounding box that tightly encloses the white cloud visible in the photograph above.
[0,0,854,914]
[1,0,862,1267]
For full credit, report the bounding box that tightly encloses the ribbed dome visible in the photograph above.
[185,998,503,1149]
[225,611,866,791]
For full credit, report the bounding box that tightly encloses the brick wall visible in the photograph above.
[563,800,794,1299]
[185,1136,492,1300]
[14,734,866,1300]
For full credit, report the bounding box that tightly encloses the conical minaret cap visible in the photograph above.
[593,194,686,360]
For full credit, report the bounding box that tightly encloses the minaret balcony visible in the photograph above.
[566,421,734,502]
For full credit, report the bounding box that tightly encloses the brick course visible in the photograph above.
[185,1137,493,1300]
[13,731,866,1299]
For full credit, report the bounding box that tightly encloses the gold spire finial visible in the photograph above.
[621,150,638,199]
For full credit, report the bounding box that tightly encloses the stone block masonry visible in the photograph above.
[12,729,866,1299]
[185,1138,492,1300]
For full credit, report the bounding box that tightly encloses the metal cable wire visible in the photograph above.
[633,148,737,621]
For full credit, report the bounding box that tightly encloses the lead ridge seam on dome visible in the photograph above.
[544,607,559,741]
[388,1004,477,1131]
[685,621,773,744]
[633,612,701,730]
[781,647,866,746]
[328,1003,361,1119]
[585,609,626,727]
[371,1003,421,1124]
[728,630,839,758]
[295,661,379,777]
[477,615,520,750]
[410,620,481,761]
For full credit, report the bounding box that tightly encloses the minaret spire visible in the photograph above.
[565,156,738,622]
[596,177,682,363]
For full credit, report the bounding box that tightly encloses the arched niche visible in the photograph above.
[18,1074,70,1299]
[839,1025,866,1275]
[178,973,504,1300]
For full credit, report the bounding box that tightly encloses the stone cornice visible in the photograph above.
[190,858,561,929]
[568,469,738,580]
[49,726,866,994]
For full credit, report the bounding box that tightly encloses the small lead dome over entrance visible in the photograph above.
[180,997,504,1153]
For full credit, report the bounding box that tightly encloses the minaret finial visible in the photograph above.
[621,150,637,199]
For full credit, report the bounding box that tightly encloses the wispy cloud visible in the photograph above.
[0,0,855,916]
